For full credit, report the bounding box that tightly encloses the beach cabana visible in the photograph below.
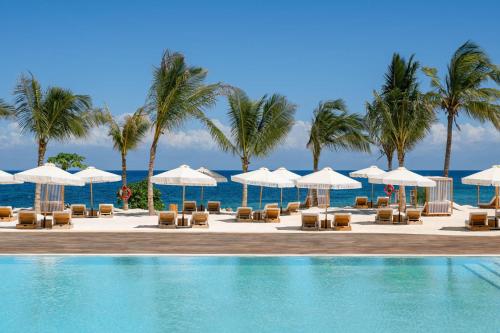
[152,165,216,223]
[231,167,294,209]
[423,177,453,216]
[462,165,500,224]
[14,163,84,226]
[296,167,361,228]
[271,167,301,210]
[196,167,227,210]
[349,166,386,207]
[74,167,121,217]
[368,167,436,222]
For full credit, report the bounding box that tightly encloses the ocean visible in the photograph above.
[0,170,494,210]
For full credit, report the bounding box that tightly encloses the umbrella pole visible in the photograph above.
[371,183,374,208]
[90,180,94,216]
[280,188,283,213]
[259,186,263,210]
[43,184,48,227]
[182,186,186,224]
[200,186,204,211]
[496,185,499,224]
[477,185,480,207]
[297,187,300,203]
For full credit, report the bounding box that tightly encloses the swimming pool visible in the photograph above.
[0,256,498,332]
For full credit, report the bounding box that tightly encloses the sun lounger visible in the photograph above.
[282,202,300,215]
[264,207,280,223]
[71,204,87,218]
[183,201,197,214]
[191,211,209,228]
[264,203,279,210]
[99,204,114,218]
[207,201,221,214]
[16,210,38,229]
[405,208,422,225]
[375,208,393,224]
[158,211,177,228]
[465,211,489,231]
[354,196,369,209]
[333,213,352,231]
[478,196,500,209]
[375,196,389,208]
[0,206,16,222]
[52,211,72,229]
[236,207,253,222]
[301,212,319,230]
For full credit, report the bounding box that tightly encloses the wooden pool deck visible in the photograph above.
[0,232,499,255]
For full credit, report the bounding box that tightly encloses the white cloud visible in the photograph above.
[424,122,499,149]
[68,126,112,147]
[282,120,310,150]
[0,122,32,147]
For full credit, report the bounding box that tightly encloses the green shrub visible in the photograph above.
[117,179,164,210]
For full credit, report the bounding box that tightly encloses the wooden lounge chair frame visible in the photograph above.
[183,201,197,214]
[333,213,352,231]
[0,206,16,222]
[282,202,300,215]
[99,204,114,218]
[52,211,72,229]
[354,196,369,209]
[478,196,500,209]
[71,204,87,218]
[405,209,423,225]
[301,213,319,231]
[191,211,209,228]
[264,207,280,223]
[375,196,390,208]
[466,212,490,231]
[158,211,177,229]
[207,201,221,214]
[16,210,38,229]
[375,208,393,224]
[236,207,253,222]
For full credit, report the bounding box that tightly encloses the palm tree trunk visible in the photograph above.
[443,113,454,177]
[121,152,128,210]
[386,151,393,171]
[241,157,249,207]
[147,137,159,215]
[34,139,47,213]
[396,150,405,213]
[311,153,319,206]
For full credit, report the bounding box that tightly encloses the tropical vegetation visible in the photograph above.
[47,152,87,170]
[120,179,164,211]
[108,108,150,210]
[145,50,222,215]
[13,73,105,212]
[422,41,500,176]
[208,88,296,207]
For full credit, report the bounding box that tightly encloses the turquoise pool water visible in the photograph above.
[0,256,499,332]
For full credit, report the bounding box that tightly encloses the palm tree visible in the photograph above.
[0,99,12,117]
[13,73,104,212]
[423,41,500,176]
[47,152,87,171]
[308,99,370,171]
[108,108,150,210]
[146,50,221,215]
[208,88,296,207]
[365,101,395,170]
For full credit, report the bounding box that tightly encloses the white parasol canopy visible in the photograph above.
[196,167,227,183]
[296,167,361,190]
[462,165,500,186]
[15,163,84,186]
[368,167,436,187]
[231,167,295,188]
[271,167,301,208]
[152,165,216,187]
[74,166,121,183]
[0,170,23,184]
[350,165,386,207]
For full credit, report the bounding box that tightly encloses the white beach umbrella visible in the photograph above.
[272,167,301,209]
[231,167,294,209]
[462,165,500,219]
[350,165,386,206]
[0,170,23,185]
[15,163,84,222]
[196,167,227,208]
[74,166,121,216]
[152,165,216,218]
[297,167,362,222]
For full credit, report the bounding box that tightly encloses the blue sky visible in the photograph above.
[0,0,499,170]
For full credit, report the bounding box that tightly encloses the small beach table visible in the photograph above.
[253,210,264,222]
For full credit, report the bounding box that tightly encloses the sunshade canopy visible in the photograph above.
[231,167,294,188]
[74,166,121,183]
[0,170,23,184]
[15,163,84,186]
[271,167,301,182]
[462,165,500,187]
[152,164,216,186]
[196,167,227,183]
[296,167,362,190]
[349,165,386,178]
[368,167,436,187]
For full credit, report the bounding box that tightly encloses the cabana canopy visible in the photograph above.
[368,167,436,187]
[15,163,84,186]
